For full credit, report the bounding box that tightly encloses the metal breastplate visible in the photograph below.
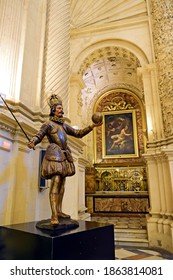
[47,122,67,150]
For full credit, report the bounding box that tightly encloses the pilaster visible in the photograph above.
[138,64,163,141]
[143,153,161,215]
[144,149,173,252]
[69,73,85,126]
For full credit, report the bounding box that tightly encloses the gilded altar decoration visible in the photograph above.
[94,166,147,192]
[85,165,149,214]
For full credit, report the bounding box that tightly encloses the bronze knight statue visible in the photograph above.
[27,94,102,226]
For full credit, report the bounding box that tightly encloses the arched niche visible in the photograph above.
[93,88,147,165]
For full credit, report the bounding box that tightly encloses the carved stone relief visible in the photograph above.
[150,0,173,137]
[94,197,149,213]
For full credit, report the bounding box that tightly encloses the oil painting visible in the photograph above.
[102,110,139,158]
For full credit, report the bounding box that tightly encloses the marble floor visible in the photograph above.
[115,246,173,260]
[91,215,173,260]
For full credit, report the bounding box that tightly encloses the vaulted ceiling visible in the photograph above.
[79,46,141,93]
[71,0,147,29]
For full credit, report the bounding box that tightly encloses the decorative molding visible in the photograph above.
[1,99,48,123]
[103,97,134,111]
[0,109,39,142]
[147,136,173,149]
[78,158,90,167]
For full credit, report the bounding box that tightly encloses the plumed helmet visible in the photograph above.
[47,94,62,108]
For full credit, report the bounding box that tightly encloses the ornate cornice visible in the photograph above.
[1,100,48,123]
[147,136,173,149]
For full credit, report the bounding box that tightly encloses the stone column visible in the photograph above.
[156,155,167,215]
[150,0,173,138]
[147,0,173,252]
[41,0,70,115]
[144,150,173,251]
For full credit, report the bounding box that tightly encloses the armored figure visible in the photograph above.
[28,94,102,225]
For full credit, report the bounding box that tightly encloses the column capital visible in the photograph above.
[70,73,85,89]
[137,63,157,76]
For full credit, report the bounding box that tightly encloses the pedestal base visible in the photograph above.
[36,217,79,231]
[0,220,115,260]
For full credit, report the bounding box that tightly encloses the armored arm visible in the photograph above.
[27,121,49,148]
[63,123,93,138]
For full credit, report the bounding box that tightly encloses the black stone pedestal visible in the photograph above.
[0,220,115,260]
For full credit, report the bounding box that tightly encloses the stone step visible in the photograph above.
[90,215,149,247]
[114,228,148,239]
[114,228,149,247]
[115,237,149,248]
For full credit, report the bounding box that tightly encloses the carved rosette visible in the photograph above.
[150,0,173,137]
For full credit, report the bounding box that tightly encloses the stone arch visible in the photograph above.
[85,83,144,125]
[70,39,148,126]
[91,88,147,165]
[71,38,149,75]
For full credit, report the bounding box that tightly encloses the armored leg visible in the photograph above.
[49,175,61,225]
[57,177,70,219]
[49,175,70,224]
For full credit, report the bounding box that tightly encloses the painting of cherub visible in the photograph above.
[103,110,139,158]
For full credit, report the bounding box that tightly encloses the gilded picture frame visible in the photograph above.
[102,110,139,158]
